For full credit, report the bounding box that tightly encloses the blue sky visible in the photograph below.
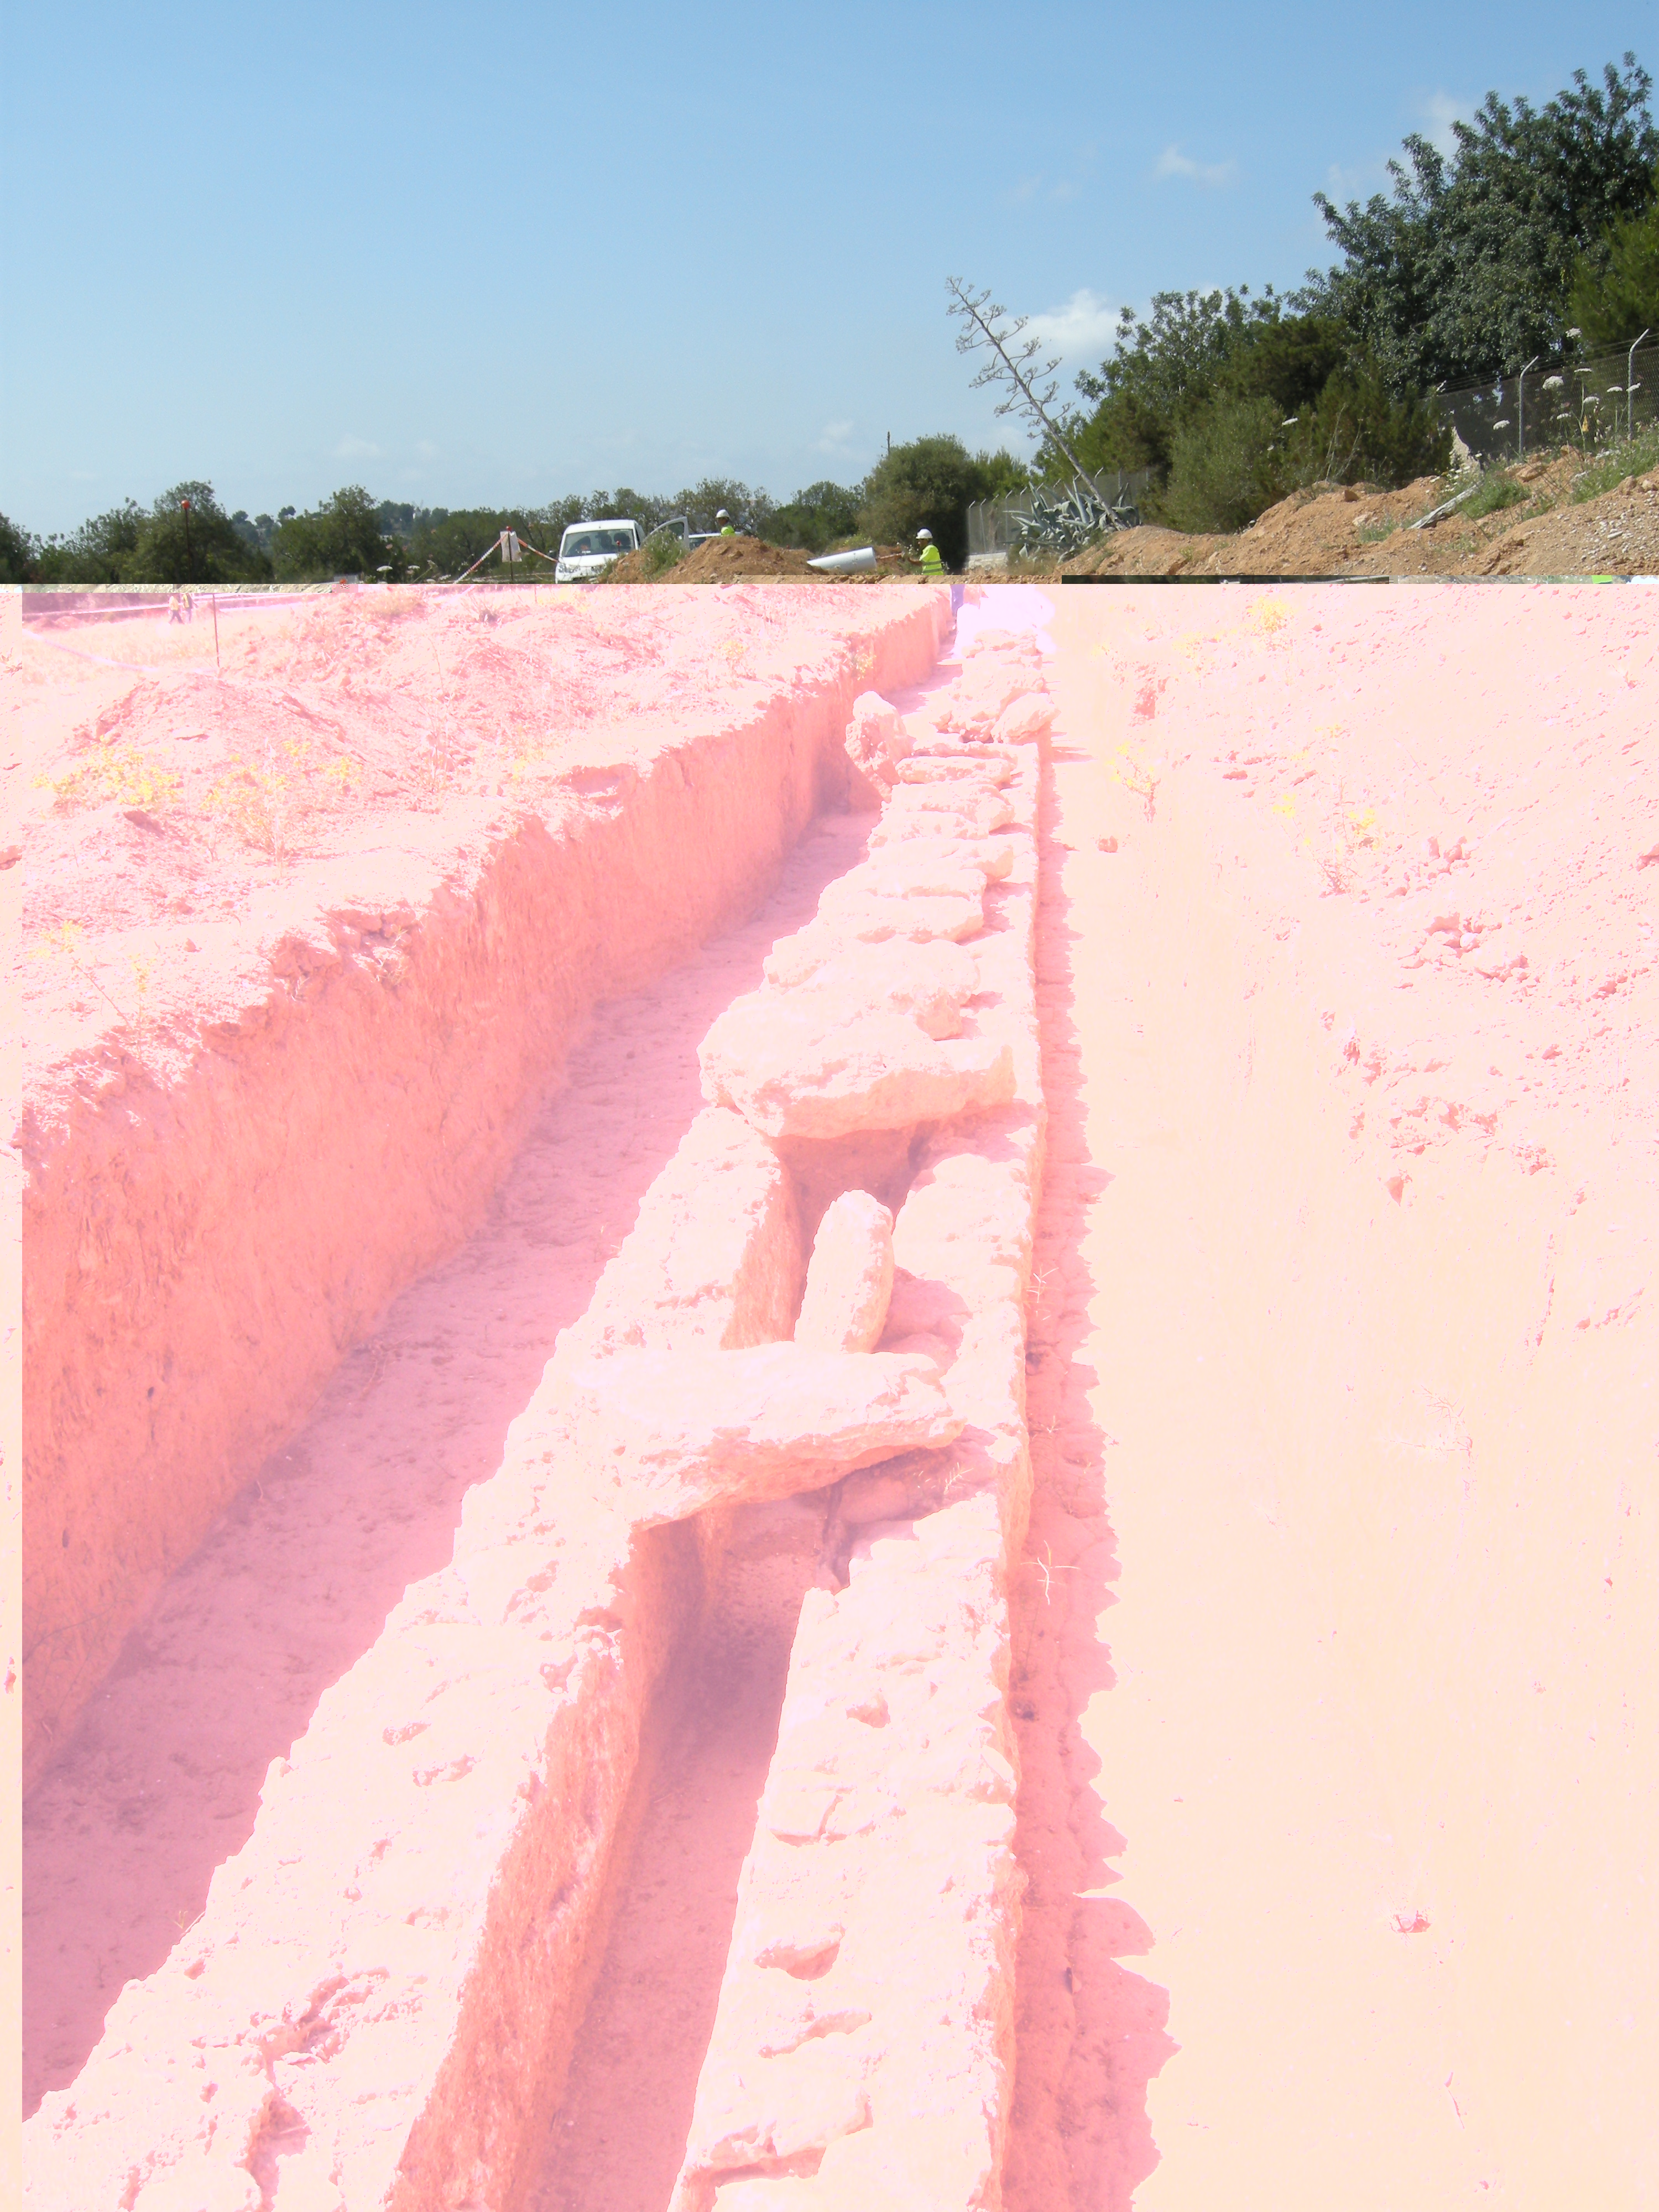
[2,2,1651,533]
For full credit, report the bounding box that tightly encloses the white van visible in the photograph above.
[555,518,645,583]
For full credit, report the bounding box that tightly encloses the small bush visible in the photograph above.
[36,740,182,813]
[1571,421,1659,502]
[642,530,687,577]
[1162,393,1283,533]
[1462,470,1528,518]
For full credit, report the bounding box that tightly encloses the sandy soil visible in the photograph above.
[11,581,941,1793]
[7,582,917,1102]
[1004,581,1657,2206]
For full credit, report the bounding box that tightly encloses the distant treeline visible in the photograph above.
[0,442,1031,586]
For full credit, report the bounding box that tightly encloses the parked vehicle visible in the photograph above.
[555,518,646,582]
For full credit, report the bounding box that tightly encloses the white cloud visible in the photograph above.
[415,439,439,461]
[1155,143,1237,188]
[815,419,855,452]
[332,435,381,461]
[1419,92,1470,159]
[1324,159,1370,196]
[1025,288,1123,366]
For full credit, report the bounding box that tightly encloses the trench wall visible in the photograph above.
[21,598,945,1786]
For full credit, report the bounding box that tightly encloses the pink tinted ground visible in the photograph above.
[13,581,1659,2208]
[1006,582,1657,2210]
[20,804,870,2115]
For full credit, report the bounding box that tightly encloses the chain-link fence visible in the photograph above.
[967,468,1151,562]
[1435,339,1657,469]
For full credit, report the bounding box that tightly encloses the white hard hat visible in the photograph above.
[716,508,730,520]
[916,528,932,541]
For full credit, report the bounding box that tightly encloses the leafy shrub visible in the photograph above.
[857,437,1028,569]
[1462,469,1528,517]
[1571,420,1659,498]
[1569,164,1659,347]
[36,741,182,813]
[641,529,687,576]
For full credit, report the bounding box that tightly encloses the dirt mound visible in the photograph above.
[1041,453,1659,577]
[605,536,918,583]
[604,535,818,583]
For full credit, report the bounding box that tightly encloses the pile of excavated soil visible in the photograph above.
[604,536,917,583]
[606,535,821,582]
[1055,454,1659,577]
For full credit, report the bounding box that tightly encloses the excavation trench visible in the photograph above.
[524,1495,836,2212]
[24,591,1052,2212]
[21,811,878,2117]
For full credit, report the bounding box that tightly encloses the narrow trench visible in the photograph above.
[520,1112,931,2212]
[22,808,875,2116]
[524,1492,831,2212]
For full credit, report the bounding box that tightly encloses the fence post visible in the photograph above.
[1516,357,1538,463]
[1629,332,1650,442]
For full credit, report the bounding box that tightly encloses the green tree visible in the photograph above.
[857,435,1005,570]
[1068,287,1452,530]
[271,485,401,581]
[0,512,36,582]
[1161,359,1448,532]
[120,482,273,585]
[1065,287,1286,479]
[664,478,774,535]
[972,447,1032,498]
[29,499,147,583]
[1569,163,1659,345]
[1308,54,1659,386]
[762,479,864,553]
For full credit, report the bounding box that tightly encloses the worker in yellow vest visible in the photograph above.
[916,527,945,581]
[717,509,735,536]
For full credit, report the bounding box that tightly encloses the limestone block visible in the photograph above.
[700,993,1015,1141]
[934,668,1045,736]
[990,691,1057,744]
[880,788,1015,839]
[682,2036,873,2174]
[567,1106,804,1358]
[562,1339,962,1524]
[762,936,979,1040]
[862,828,1013,884]
[892,753,1016,787]
[962,628,1042,661]
[796,1191,895,1354]
[814,889,985,945]
[817,853,987,908]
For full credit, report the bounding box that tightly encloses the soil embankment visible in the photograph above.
[1056,456,1659,577]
